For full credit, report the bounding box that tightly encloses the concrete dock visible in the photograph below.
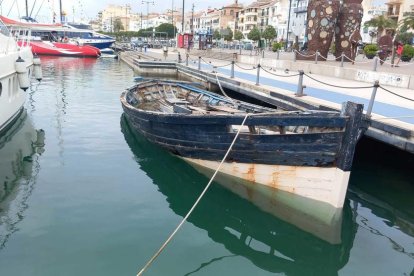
[119,48,414,154]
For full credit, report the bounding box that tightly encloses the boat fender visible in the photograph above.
[15,57,30,91]
[33,55,43,81]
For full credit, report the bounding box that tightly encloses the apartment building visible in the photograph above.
[237,0,274,37]
[220,1,243,31]
[386,0,414,25]
[100,4,131,32]
[268,0,289,42]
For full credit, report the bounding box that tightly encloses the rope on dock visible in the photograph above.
[304,73,375,89]
[261,65,300,78]
[136,112,251,276]
[234,63,256,71]
[379,86,414,102]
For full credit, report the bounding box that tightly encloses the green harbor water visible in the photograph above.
[0,57,413,275]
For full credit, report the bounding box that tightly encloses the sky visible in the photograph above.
[0,0,231,22]
[1,0,387,23]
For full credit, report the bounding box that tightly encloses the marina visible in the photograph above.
[0,54,412,276]
[0,0,414,274]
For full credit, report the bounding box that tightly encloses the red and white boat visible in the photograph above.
[1,15,101,58]
[18,40,101,57]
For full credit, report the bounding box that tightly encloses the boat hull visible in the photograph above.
[120,81,365,209]
[184,157,350,208]
[0,34,33,133]
[24,41,100,57]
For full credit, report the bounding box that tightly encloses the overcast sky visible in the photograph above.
[1,0,232,22]
[1,0,387,22]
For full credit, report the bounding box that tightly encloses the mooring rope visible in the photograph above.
[215,71,235,102]
[136,112,251,276]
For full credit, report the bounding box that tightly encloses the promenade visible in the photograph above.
[120,47,414,152]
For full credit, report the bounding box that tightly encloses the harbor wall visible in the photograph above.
[238,55,414,90]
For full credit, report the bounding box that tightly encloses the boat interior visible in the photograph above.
[125,80,345,136]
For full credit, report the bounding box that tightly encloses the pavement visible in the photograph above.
[132,48,414,129]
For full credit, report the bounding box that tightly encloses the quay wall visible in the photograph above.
[238,55,414,90]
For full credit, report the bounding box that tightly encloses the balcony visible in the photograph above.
[294,6,308,13]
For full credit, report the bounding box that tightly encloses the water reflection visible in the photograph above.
[121,115,357,275]
[348,137,414,260]
[0,110,45,249]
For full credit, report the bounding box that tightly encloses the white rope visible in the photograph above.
[136,112,251,276]
[215,71,235,102]
[294,50,316,58]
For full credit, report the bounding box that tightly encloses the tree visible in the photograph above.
[223,27,233,41]
[113,18,124,32]
[247,26,261,42]
[234,30,244,40]
[262,25,277,45]
[364,15,397,41]
[213,29,221,40]
[155,23,177,38]
[399,13,414,32]
[137,27,153,37]
[396,32,414,45]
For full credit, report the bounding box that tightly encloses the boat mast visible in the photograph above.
[26,0,29,17]
[59,0,63,23]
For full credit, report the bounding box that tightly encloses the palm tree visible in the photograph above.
[399,13,414,31]
[364,15,397,41]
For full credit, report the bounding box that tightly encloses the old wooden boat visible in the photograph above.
[120,80,365,208]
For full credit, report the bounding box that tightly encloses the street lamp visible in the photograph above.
[142,0,155,29]
[167,0,178,39]
[285,0,292,50]
[182,0,184,33]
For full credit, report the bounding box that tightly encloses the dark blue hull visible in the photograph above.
[84,40,114,49]
[120,81,364,171]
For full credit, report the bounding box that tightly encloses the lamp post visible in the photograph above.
[285,0,292,50]
[167,1,178,39]
[182,0,185,33]
[142,0,155,29]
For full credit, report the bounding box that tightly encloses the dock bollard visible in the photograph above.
[198,56,201,70]
[373,56,378,72]
[293,50,297,62]
[341,52,344,67]
[186,54,189,66]
[315,51,319,64]
[277,50,280,60]
[366,80,379,117]
[256,64,261,86]
[295,70,306,97]
[262,50,265,58]
[231,61,235,79]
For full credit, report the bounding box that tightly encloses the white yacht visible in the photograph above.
[0,18,41,133]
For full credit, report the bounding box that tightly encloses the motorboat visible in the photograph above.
[0,18,41,133]
[1,15,101,58]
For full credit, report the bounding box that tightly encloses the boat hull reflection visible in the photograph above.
[0,110,45,249]
[121,115,357,275]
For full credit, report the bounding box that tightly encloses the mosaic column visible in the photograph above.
[297,0,340,60]
[334,0,364,62]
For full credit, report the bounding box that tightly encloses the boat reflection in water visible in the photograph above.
[0,110,45,249]
[121,115,357,275]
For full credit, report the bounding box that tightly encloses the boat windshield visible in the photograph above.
[0,19,10,36]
